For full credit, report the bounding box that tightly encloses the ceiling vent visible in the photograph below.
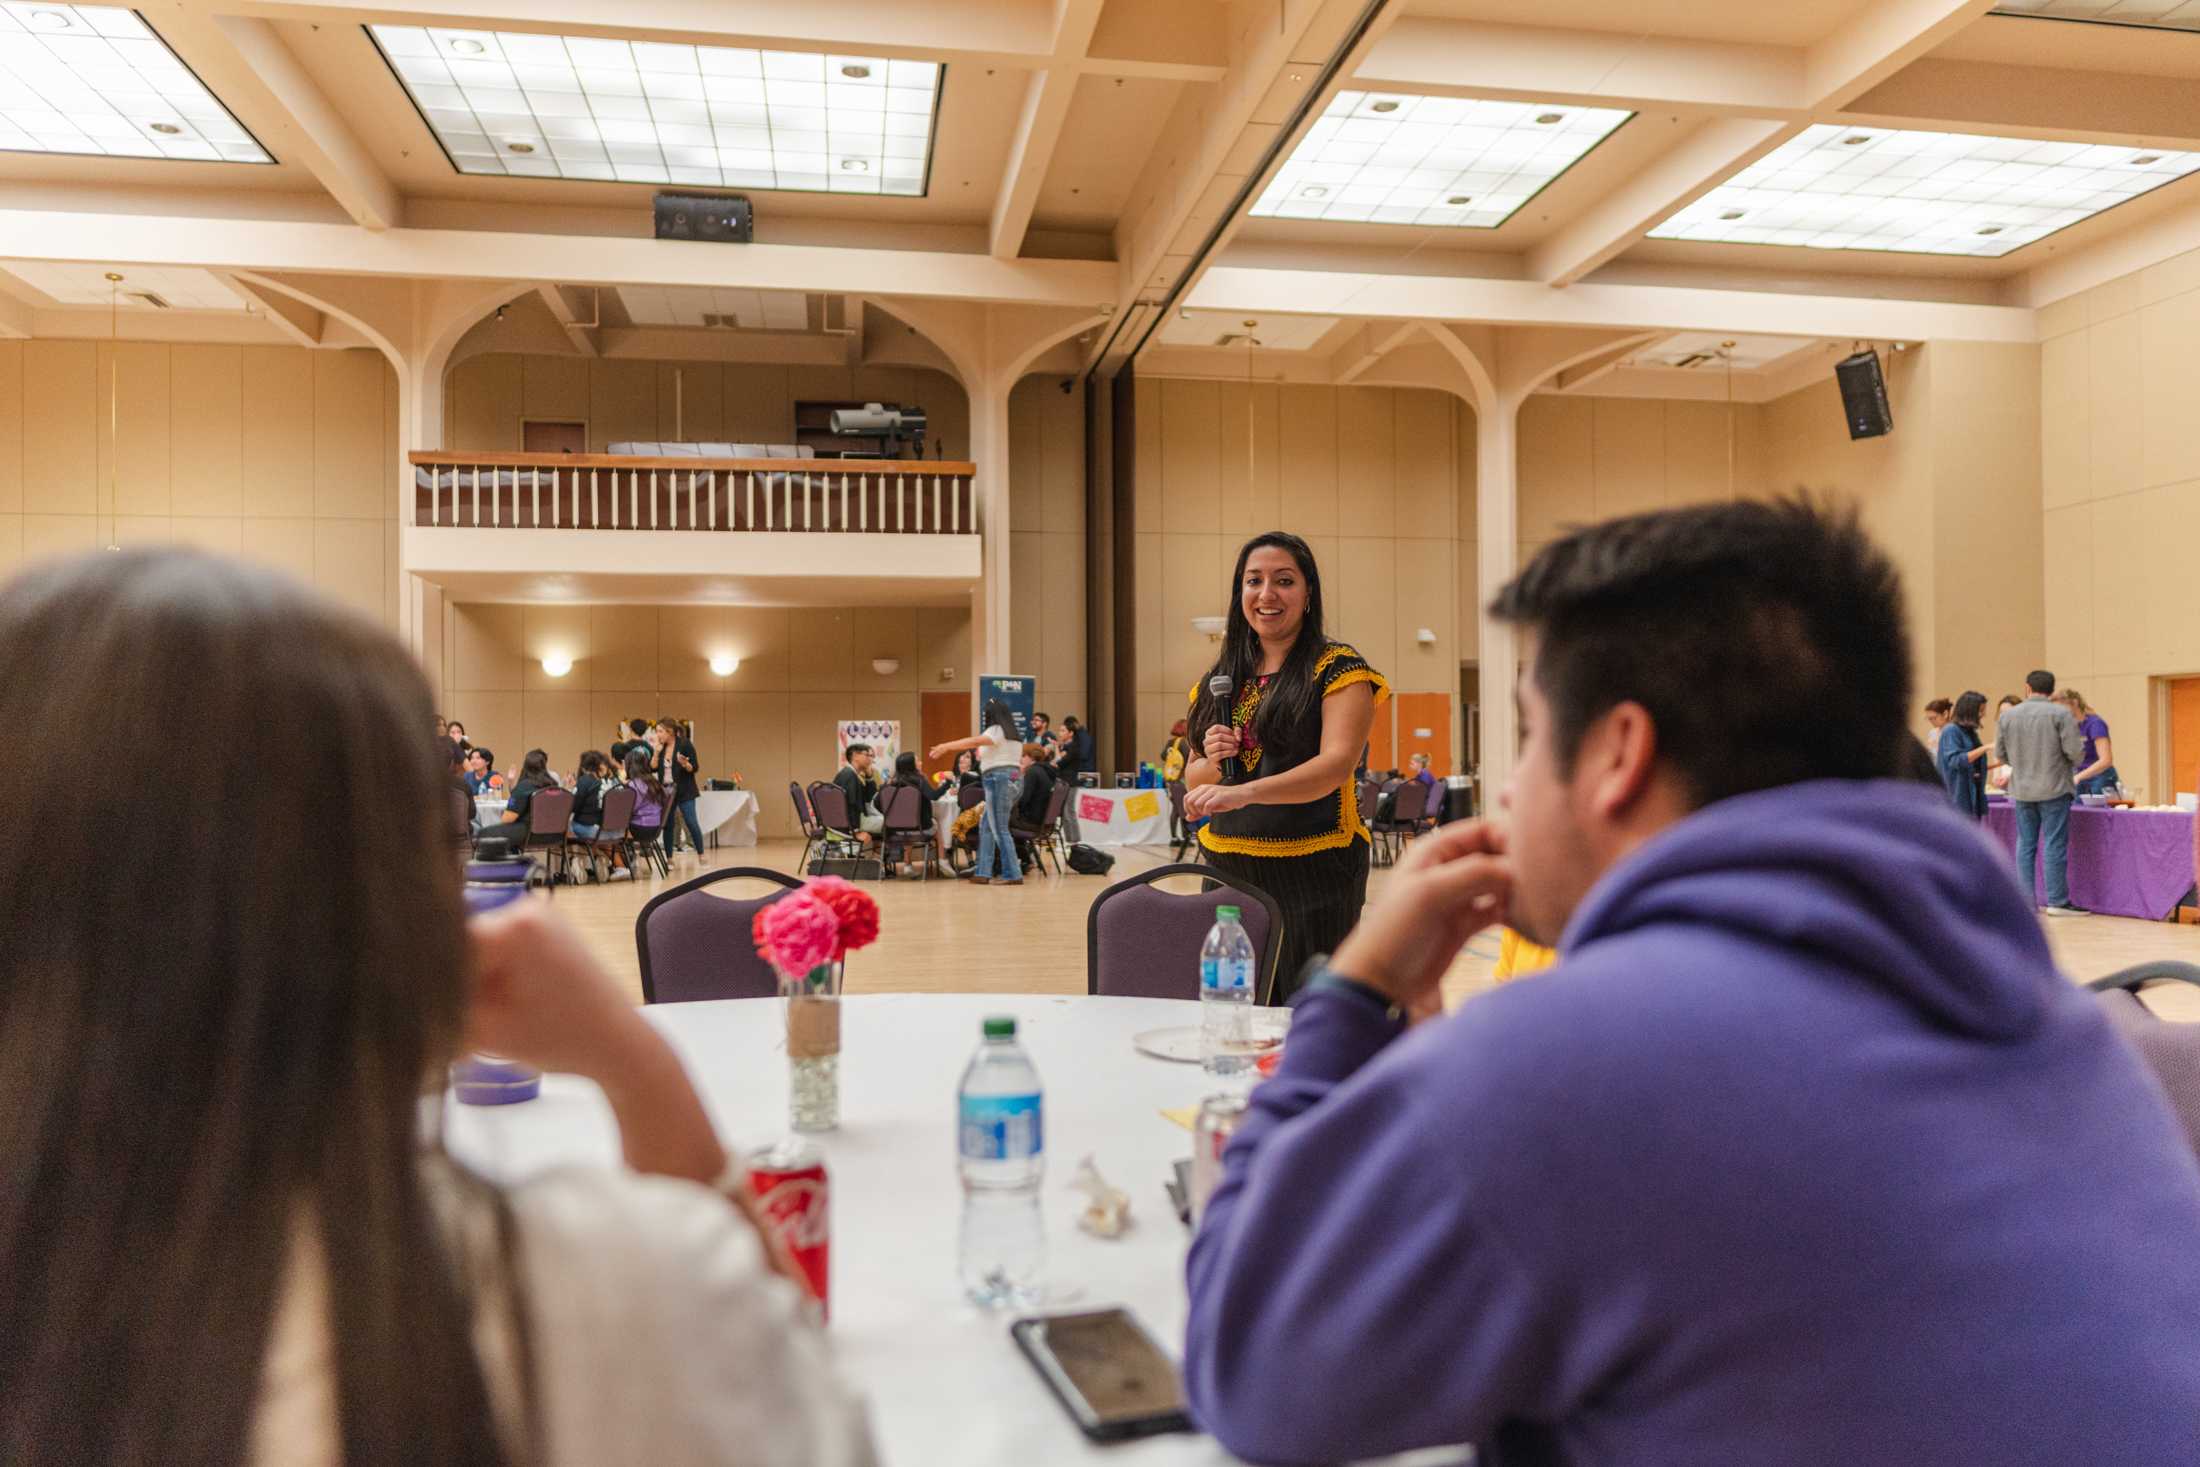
[127,291,171,310]
[1214,331,1259,348]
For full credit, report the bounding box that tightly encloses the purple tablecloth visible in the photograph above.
[1983,799,2197,919]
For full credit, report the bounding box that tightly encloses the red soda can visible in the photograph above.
[747,1137,830,1320]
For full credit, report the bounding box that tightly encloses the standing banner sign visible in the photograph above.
[977,674,1037,741]
[836,720,900,767]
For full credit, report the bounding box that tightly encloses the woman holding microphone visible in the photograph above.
[1182,531,1387,1003]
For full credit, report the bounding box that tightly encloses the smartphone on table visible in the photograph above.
[1010,1308,1195,1443]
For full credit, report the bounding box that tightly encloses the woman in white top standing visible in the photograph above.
[0,550,875,1467]
[930,698,1026,887]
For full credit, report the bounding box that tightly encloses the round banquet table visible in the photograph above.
[443,993,1249,1466]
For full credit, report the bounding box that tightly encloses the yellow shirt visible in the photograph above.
[1493,928,1557,983]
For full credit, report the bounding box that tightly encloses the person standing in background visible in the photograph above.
[1922,697,1952,745]
[1053,714,1093,841]
[655,719,706,864]
[1988,694,2022,791]
[931,698,1024,887]
[2059,690,2119,796]
[1997,671,2086,916]
[1936,691,1990,820]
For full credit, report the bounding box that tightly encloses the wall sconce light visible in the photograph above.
[541,654,572,678]
[1415,627,1437,646]
[872,657,902,676]
[1190,615,1228,642]
[709,654,738,678]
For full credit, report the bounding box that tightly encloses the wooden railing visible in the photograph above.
[408,452,977,534]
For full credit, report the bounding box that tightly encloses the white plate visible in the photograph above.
[1132,1012,1290,1064]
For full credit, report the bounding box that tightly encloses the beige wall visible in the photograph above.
[1130,377,1470,762]
[0,341,401,628]
[444,352,972,462]
[1008,374,1088,733]
[442,601,973,839]
[2038,249,2200,799]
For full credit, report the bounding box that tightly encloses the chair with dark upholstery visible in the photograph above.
[791,780,824,872]
[1087,863,1283,1002]
[574,784,635,883]
[803,781,866,872]
[878,782,936,879]
[2089,962,2200,1157]
[1166,781,1196,861]
[449,784,477,852]
[635,866,805,1003]
[521,788,577,890]
[1372,779,1429,868]
[1012,781,1072,876]
[957,781,986,811]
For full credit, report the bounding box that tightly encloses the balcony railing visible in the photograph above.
[408,452,977,534]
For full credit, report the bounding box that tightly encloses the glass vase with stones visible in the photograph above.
[782,960,842,1132]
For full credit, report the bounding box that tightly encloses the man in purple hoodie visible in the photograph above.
[1185,499,2200,1466]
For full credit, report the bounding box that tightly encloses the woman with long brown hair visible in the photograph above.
[1181,531,1387,1003]
[0,551,874,1467]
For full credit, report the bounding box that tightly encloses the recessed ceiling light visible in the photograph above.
[366,26,937,195]
[449,38,486,55]
[1253,90,1632,228]
[505,139,534,154]
[1650,122,2200,257]
[1369,99,1400,113]
[0,5,273,165]
[1535,112,1564,125]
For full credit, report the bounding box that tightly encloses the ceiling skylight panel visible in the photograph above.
[0,4,269,162]
[1650,124,2200,256]
[1251,91,1631,227]
[368,24,938,194]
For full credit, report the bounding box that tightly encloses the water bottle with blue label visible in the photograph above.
[957,1014,1045,1307]
[1200,905,1257,1078]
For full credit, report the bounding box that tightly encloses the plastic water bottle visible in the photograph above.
[1200,905,1257,1078]
[957,1015,1045,1308]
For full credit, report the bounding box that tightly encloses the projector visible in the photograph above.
[829,402,929,457]
[652,191,753,243]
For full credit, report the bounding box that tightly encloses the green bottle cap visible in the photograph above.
[983,1015,1017,1038]
[1216,905,1241,920]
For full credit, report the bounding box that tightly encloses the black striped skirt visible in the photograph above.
[1201,837,1371,1005]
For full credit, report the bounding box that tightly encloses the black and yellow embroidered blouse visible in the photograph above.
[1187,642,1390,858]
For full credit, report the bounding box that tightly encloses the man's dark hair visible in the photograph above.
[471,746,494,769]
[2026,669,2055,695]
[1032,711,1050,725]
[1953,691,1986,729]
[1489,496,1909,809]
[844,743,871,762]
[628,717,649,737]
[1062,715,1080,730]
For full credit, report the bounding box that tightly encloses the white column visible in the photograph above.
[395,356,441,664]
[1474,390,1523,803]
[969,381,1013,675]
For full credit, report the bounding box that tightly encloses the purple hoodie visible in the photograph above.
[1185,780,2200,1466]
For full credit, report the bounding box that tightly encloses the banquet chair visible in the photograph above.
[635,866,804,1003]
[1166,781,1196,861]
[2088,962,2200,1157]
[625,787,673,880]
[1087,864,1283,1002]
[448,784,477,854]
[1012,782,1072,876]
[878,782,937,880]
[572,785,636,884]
[791,780,825,873]
[805,781,870,874]
[957,781,986,811]
[521,788,577,892]
[1373,779,1430,868]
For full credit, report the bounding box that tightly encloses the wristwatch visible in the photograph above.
[1294,956,1406,1024]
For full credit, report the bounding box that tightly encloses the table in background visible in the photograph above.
[696,789,758,847]
[1983,799,2196,919]
[1069,786,1172,847]
[445,993,1245,1466]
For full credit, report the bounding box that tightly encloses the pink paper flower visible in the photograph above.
[752,890,841,976]
[806,876,881,957]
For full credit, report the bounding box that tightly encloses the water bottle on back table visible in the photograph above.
[957,1015,1044,1308]
[1200,905,1257,1078]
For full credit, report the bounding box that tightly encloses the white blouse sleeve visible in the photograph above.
[509,1167,879,1467]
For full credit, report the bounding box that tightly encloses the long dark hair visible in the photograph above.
[980,698,1017,739]
[0,552,524,1465]
[1194,531,1330,755]
[892,751,923,785]
[1953,690,1986,730]
[517,748,550,786]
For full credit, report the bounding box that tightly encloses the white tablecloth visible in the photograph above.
[1068,786,1172,846]
[696,789,758,847]
[444,993,1241,1466]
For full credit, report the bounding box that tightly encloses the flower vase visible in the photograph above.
[783,960,842,1132]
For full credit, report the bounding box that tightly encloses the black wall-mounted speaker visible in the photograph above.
[1834,348,1893,440]
[652,192,753,243]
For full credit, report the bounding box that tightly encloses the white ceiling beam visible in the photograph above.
[0,211,1118,309]
[0,286,30,339]
[990,0,1105,260]
[1331,320,1424,384]
[536,283,600,357]
[215,270,326,346]
[1351,19,1801,117]
[1525,0,2001,287]
[1187,265,2037,344]
[212,17,403,231]
[1840,58,2200,149]
[1554,335,1669,393]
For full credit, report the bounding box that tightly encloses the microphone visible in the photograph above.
[1207,674,1237,782]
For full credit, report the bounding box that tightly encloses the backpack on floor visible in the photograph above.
[1066,843,1114,876]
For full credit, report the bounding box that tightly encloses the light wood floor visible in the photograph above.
[553,837,2200,1019]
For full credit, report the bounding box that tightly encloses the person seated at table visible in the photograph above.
[462,745,496,796]
[832,743,884,846]
[500,748,553,833]
[570,750,611,842]
[1013,742,1057,828]
[946,748,981,789]
[0,550,878,1467]
[879,752,935,878]
[1183,499,2200,1467]
[448,718,471,757]
[623,744,666,858]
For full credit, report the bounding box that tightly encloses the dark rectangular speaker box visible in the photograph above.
[1835,348,1893,440]
[652,191,753,243]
